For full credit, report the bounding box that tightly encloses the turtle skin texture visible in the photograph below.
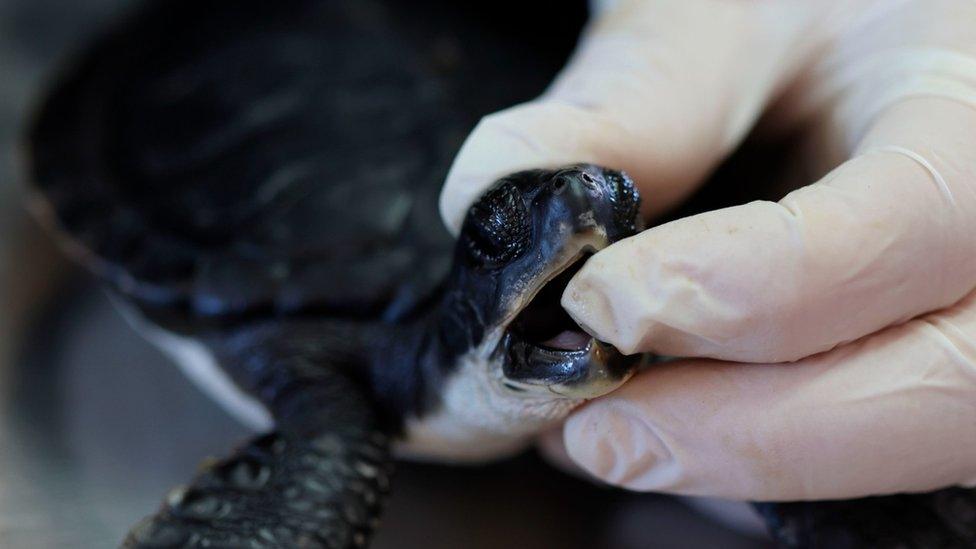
[123,357,393,549]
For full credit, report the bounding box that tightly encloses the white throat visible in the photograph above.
[395,329,581,463]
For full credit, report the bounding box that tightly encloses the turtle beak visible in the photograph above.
[501,333,640,398]
[499,246,642,399]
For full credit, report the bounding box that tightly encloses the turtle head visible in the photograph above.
[444,164,644,400]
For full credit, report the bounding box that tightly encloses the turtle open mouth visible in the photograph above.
[510,253,593,352]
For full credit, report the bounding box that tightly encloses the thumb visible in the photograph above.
[440,0,823,234]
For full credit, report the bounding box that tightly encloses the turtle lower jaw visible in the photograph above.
[501,331,638,399]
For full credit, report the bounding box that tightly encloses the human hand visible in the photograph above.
[440,0,976,500]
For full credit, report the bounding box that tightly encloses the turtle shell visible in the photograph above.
[28,0,586,327]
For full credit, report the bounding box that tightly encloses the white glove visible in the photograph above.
[440,0,976,500]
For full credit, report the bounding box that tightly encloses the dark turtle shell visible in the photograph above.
[29,0,587,326]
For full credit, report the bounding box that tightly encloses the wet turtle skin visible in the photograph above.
[24,0,976,547]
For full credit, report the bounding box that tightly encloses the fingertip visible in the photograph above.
[536,425,584,477]
[563,402,619,483]
[439,101,603,235]
[562,235,654,355]
[563,398,672,490]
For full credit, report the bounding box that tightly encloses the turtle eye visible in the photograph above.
[607,170,640,233]
[462,182,530,265]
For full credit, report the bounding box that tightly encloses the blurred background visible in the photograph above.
[0,1,774,547]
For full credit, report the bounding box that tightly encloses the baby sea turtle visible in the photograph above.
[25,0,976,547]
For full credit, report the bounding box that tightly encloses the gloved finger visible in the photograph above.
[562,291,976,500]
[439,0,822,234]
[536,426,589,478]
[779,0,976,174]
[564,96,976,362]
[538,424,769,537]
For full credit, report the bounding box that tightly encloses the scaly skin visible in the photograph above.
[124,353,393,549]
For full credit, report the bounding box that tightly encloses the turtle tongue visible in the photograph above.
[541,329,591,350]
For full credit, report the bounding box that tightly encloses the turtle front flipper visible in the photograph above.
[754,487,976,548]
[123,348,393,549]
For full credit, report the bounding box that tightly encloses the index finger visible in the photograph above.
[564,96,976,362]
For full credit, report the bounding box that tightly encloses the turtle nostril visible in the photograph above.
[580,172,594,184]
[551,176,570,194]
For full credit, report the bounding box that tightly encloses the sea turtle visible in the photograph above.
[24,0,976,547]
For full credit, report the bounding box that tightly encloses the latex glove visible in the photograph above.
[440,0,976,500]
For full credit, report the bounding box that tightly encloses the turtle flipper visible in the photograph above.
[754,487,976,548]
[123,430,391,549]
[123,348,393,549]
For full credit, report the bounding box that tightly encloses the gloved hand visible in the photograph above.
[440,0,976,501]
